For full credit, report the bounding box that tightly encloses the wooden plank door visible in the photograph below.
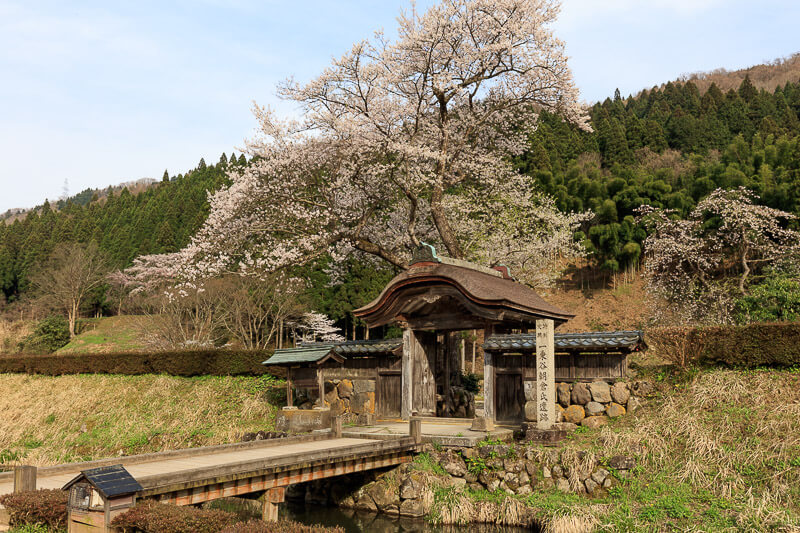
[377,372,402,418]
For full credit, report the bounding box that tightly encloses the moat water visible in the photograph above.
[280,502,536,533]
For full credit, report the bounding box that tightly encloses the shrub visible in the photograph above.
[460,372,481,394]
[219,520,345,533]
[21,316,70,353]
[648,323,800,369]
[0,350,278,377]
[111,501,238,533]
[735,276,800,323]
[0,489,67,530]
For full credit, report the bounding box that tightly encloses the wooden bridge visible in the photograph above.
[0,420,421,527]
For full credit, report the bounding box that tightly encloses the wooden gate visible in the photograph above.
[495,353,524,422]
[377,372,402,418]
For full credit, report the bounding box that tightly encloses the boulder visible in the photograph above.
[351,392,375,414]
[366,481,399,511]
[524,381,536,402]
[524,401,537,422]
[554,422,578,432]
[606,403,626,418]
[581,415,609,429]
[441,454,467,477]
[552,465,563,478]
[330,399,347,417]
[399,498,425,518]
[557,382,571,407]
[589,381,612,403]
[556,404,565,423]
[555,478,570,492]
[564,405,586,424]
[626,397,642,413]
[631,380,654,397]
[584,478,598,495]
[585,401,605,416]
[399,474,425,500]
[608,455,636,470]
[517,484,533,495]
[571,383,591,405]
[591,468,609,485]
[353,379,376,394]
[337,379,353,399]
[610,382,630,405]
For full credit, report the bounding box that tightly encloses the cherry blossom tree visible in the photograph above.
[640,187,800,324]
[293,312,345,344]
[129,0,589,288]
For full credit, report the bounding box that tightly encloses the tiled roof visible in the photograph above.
[263,339,401,366]
[262,344,337,366]
[483,330,646,353]
[334,338,402,355]
[63,465,142,498]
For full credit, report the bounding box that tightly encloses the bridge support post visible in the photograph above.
[262,487,285,522]
[13,466,36,493]
[409,417,422,444]
[332,416,342,438]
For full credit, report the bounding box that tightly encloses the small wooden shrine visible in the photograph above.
[62,465,141,533]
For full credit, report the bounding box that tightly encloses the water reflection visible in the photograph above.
[280,502,536,533]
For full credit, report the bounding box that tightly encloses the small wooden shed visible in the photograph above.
[62,465,141,533]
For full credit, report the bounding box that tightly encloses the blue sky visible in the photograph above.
[1,0,798,212]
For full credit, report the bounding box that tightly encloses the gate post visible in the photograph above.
[13,466,36,493]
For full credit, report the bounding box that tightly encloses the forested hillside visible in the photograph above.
[2,70,800,314]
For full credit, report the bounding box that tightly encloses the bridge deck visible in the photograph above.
[0,437,376,498]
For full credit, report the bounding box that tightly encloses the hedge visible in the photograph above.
[648,322,800,368]
[0,349,277,377]
[111,502,344,533]
[0,489,68,530]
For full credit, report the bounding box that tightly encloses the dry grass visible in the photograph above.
[0,373,280,466]
[0,320,33,354]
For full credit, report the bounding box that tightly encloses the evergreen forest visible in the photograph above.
[3,75,800,321]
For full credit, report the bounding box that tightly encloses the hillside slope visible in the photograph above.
[0,374,281,467]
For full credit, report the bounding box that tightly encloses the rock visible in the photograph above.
[608,455,636,470]
[584,478,598,495]
[524,381,536,402]
[606,403,626,418]
[552,464,563,478]
[571,383,591,405]
[367,481,398,510]
[626,397,642,413]
[554,422,578,432]
[524,401,537,422]
[504,458,523,472]
[441,454,467,477]
[581,415,609,429]
[556,404,565,423]
[555,478,570,492]
[450,477,467,487]
[542,466,552,478]
[330,399,347,416]
[518,471,530,486]
[611,382,630,404]
[337,379,353,399]
[351,392,375,414]
[354,491,378,512]
[591,468,609,485]
[631,380,654,397]
[585,401,605,416]
[353,379,375,393]
[603,477,612,489]
[399,498,425,518]
[563,405,585,424]
[399,474,425,500]
[517,484,533,495]
[504,472,520,490]
[589,381,612,403]
[557,382,571,407]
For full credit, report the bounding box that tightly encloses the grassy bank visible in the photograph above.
[0,374,282,466]
[427,368,800,531]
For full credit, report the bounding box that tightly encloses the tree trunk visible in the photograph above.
[430,186,464,258]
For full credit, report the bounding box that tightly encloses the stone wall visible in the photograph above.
[286,443,638,525]
[323,379,376,421]
[524,379,652,429]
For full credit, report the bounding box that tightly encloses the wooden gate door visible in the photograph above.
[495,353,524,422]
[377,372,402,418]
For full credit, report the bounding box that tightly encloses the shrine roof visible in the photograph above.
[483,330,646,353]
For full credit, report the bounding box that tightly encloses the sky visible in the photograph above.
[0,0,798,213]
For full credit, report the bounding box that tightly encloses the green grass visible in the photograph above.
[56,316,151,354]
